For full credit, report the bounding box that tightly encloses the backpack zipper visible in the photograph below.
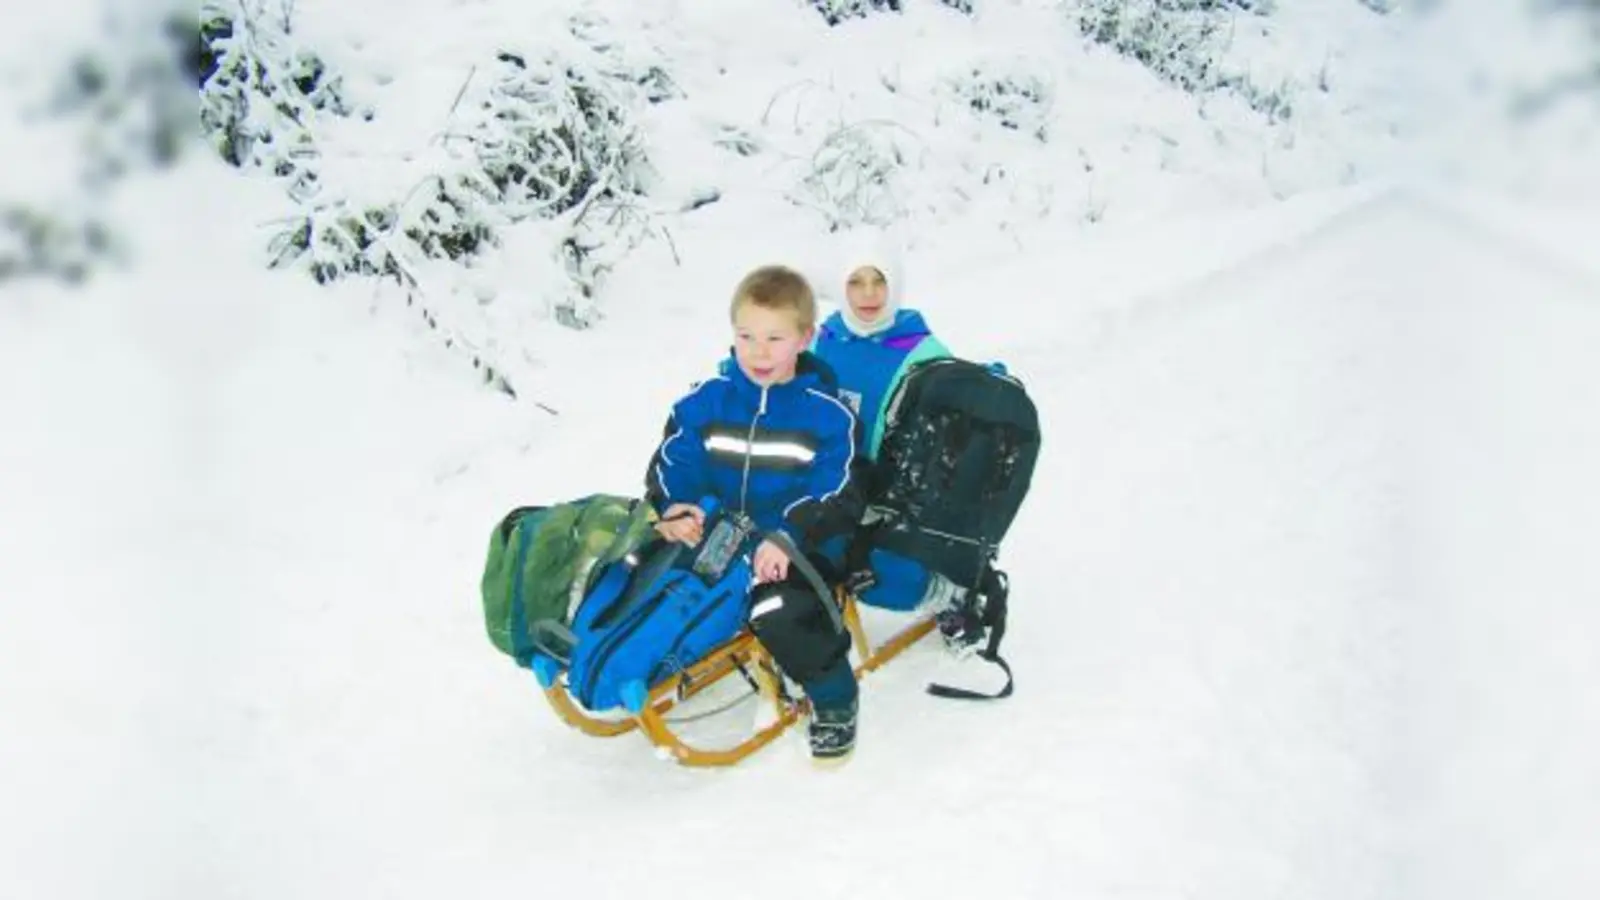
[508,515,539,664]
[576,575,679,708]
[646,577,741,686]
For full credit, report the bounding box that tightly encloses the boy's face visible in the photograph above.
[845,266,889,323]
[733,302,813,387]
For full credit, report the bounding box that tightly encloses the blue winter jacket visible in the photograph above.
[811,309,951,460]
[810,309,960,611]
[644,351,863,550]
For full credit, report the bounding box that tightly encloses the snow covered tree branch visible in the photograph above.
[210,6,668,396]
[198,0,356,191]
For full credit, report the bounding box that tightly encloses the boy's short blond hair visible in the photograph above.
[730,264,816,331]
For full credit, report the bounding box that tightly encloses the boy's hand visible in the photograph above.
[752,538,790,584]
[656,503,705,546]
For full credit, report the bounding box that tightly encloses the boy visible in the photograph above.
[644,264,864,762]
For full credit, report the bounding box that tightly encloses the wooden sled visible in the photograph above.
[540,586,936,767]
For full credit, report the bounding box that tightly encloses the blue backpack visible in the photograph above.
[531,498,758,714]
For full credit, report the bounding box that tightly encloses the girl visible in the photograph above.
[810,234,983,656]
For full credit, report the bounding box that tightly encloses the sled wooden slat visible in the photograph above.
[638,691,802,766]
[841,587,937,678]
[541,589,938,766]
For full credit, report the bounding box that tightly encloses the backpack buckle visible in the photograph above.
[843,568,877,596]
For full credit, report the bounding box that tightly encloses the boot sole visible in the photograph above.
[810,747,854,768]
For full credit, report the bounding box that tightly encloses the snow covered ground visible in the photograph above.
[4,2,1600,899]
[6,165,1599,900]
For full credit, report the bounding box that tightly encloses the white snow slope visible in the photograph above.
[3,2,1600,899]
[4,164,1599,900]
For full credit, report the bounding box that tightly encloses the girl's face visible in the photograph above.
[733,302,813,387]
[845,266,890,323]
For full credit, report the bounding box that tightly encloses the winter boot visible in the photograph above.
[808,697,858,765]
[923,574,985,658]
[935,603,986,658]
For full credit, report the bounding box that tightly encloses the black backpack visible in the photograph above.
[847,357,1039,700]
[867,357,1039,589]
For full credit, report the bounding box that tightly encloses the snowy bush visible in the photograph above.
[712,123,762,157]
[243,5,665,382]
[191,4,669,394]
[1507,1,1600,116]
[52,9,196,184]
[266,32,656,308]
[198,0,357,189]
[941,58,1055,141]
[805,0,977,27]
[765,61,1057,232]
[0,204,121,285]
[808,0,983,24]
[566,9,683,105]
[1074,0,1294,121]
[787,121,925,231]
[465,49,653,223]
[0,5,195,286]
[554,194,659,328]
[1076,0,1229,92]
[808,0,903,27]
[264,199,401,284]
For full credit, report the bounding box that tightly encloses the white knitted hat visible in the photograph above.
[837,229,904,337]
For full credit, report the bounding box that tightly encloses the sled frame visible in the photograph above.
[541,587,936,766]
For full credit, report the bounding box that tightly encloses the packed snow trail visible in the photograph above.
[3,188,1597,900]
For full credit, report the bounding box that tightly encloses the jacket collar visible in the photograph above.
[819,308,930,344]
[716,350,837,398]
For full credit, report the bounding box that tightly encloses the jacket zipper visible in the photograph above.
[738,386,767,514]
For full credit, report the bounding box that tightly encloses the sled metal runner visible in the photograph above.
[542,587,936,766]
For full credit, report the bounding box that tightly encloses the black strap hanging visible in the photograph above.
[926,561,1014,701]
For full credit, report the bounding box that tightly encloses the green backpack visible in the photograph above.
[480,494,659,666]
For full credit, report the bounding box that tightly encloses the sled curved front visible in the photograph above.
[542,684,639,737]
[540,629,766,744]
[540,589,938,766]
